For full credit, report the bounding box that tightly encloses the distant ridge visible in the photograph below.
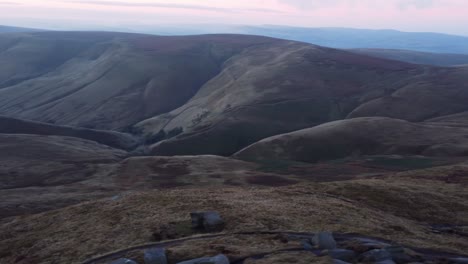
[3,24,468,54]
[0,25,43,33]
[134,25,468,54]
[348,48,468,66]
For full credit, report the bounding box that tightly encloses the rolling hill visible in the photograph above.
[141,47,468,156]
[0,133,127,190]
[0,116,137,150]
[0,31,277,130]
[235,117,468,163]
[2,31,468,156]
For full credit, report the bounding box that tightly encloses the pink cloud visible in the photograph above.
[1,0,468,35]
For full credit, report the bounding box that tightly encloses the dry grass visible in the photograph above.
[1,173,467,264]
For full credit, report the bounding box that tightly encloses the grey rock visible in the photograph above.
[362,242,390,249]
[384,246,404,254]
[312,231,337,250]
[177,254,229,264]
[203,212,225,232]
[190,211,224,232]
[384,245,412,264]
[301,239,313,250]
[333,260,351,264]
[327,249,356,262]
[110,259,138,264]
[451,258,468,264]
[190,212,205,229]
[144,248,167,264]
[360,249,392,262]
[375,260,396,264]
[111,195,121,201]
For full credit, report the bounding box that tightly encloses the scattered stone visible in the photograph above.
[451,258,468,264]
[384,245,413,264]
[312,231,337,250]
[375,260,396,264]
[301,239,313,250]
[325,249,356,262]
[111,195,121,201]
[144,248,167,264]
[360,249,392,262]
[384,246,404,254]
[110,258,138,264]
[203,212,225,232]
[190,211,225,232]
[177,254,229,264]
[362,242,390,249]
[333,259,351,264]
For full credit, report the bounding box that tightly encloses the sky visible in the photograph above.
[1,0,468,35]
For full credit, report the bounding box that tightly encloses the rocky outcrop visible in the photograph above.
[110,259,138,264]
[177,254,229,264]
[190,211,225,232]
[144,248,167,264]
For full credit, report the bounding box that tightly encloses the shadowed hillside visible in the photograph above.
[0,32,278,130]
[0,116,137,150]
[142,47,468,156]
[0,133,126,190]
[235,117,468,163]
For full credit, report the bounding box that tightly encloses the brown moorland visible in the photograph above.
[1,170,467,263]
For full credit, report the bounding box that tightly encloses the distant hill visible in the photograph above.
[142,25,468,55]
[4,24,468,54]
[238,26,468,54]
[349,48,468,66]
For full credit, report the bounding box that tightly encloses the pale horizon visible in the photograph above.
[1,0,468,36]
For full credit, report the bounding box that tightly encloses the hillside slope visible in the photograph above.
[141,47,468,156]
[0,134,127,190]
[235,117,468,163]
[2,32,468,156]
[0,116,137,150]
[0,32,277,130]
